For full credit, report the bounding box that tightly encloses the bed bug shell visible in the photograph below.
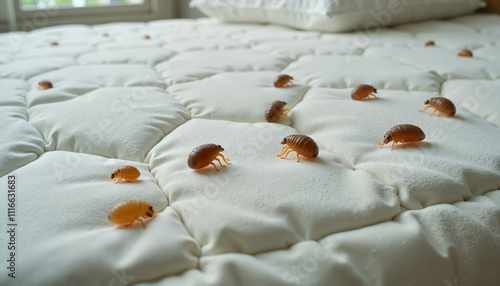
[265,100,290,123]
[458,49,473,57]
[351,84,379,101]
[188,144,231,172]
[425,41,435,47]
[108,165,140,183]
[274,74,294,88]
[38,81,53,90]
[108,200,156,229]
[379,124,425,151]
[277,134,319,162]
[419,97,456,117]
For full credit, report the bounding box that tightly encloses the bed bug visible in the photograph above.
[379,124,425,151]
[419,97,456,117]
[103,33,109,37]
[108,165,140,183]
[50,42,59,46]
[274,74,294,88]
[458,49,473,57]
[425,41,435,47]
[38,80,53,90]
[277,134,319,162]
[188,144,231,172]
[144,35,151,40]
[108,200,157,229]
[265,100,290,123]
[351,84,378,100]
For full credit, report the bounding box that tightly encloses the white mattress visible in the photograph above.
[1,14,500,286]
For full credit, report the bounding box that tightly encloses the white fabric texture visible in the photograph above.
[190,0,486,32]
[1,14,500,286]
[190,0,335,16]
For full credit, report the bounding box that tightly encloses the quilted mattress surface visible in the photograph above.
[1,14,500,286]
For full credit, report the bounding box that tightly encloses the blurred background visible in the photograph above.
[1,0,499,33]
[0,0,204,32]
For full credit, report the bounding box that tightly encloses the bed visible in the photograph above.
[1,1,500,285]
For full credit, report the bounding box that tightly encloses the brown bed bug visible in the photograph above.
[188,144,231,172]
[38,80,53,90]
[425,41,435,47]
[50,41,59,46]
[351,84,378,101]
[458,49,473,57]
[108,165,140,183]
[419,97,456,117]
[379,124,425,151]
[144,35,151,40]
[265,100,290,123]
[103,33,109,37]
[274,74,294,88]
[108,200,157,229]
[277,134,319,162]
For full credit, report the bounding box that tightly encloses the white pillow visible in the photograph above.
[190,0,486,32]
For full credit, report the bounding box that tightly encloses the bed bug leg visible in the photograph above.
[138,218,146,229]
[296,152,301,163]
[210,162,220,172]
[419,106,431,113]
[218,154,231,165]
[370,93,379,99]
[391,142,396,151]
[214,158,226,168]
[280,149,294,159]
[277,146,288,156]
[277,146,290,157]
[279,114,289,122]
[430,109,438,117]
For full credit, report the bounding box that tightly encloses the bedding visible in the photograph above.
[1,13,500,286]
[190,0,486,32]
